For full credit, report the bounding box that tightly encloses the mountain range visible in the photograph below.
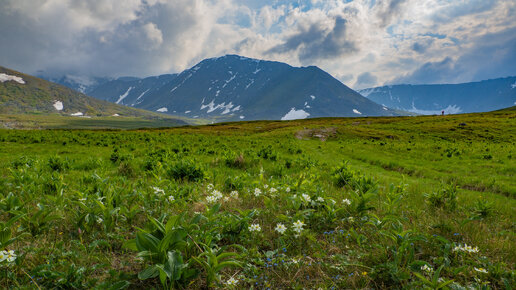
[359,77,516,115]
[45,55,400,121]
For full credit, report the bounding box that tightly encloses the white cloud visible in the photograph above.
[0,0,514,88]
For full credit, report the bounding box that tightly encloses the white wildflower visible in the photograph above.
[168,195,175,202]
[254,188,262,197]
[152,187,165,195]
[474,267,488,273]
[248,223,261,232]
[230,191,239,198]
[96,217,103,224]
[348,217,354,223]
[5,250,16,263]
[421,264,433,273]
[453,244,479,253]
[223,196,230,202]
[206,195,217,203]
[226,277,238,286]
[270,187,277,193]
[301,194,311,203]
[342,199,351,205]
[286,187,290,193]
[275,223,287,234]
[316,197,324,203]
[292,220,305,233]
[264,184,269,189]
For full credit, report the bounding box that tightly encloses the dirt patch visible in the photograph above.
[295,127,338,141]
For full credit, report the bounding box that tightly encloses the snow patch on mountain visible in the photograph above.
[408,104,462,115]
[353,109,362,115]
[116,87,133,104]
[222,73,237,88]
[511,81,516,89]
[156,107,168,112]
[70,112,83,116]
[53,101,63,111]
[201,99,236,114]
[0,73,25,84]
[310,95,316,100]
[281,108,310,120]
[239,116,245,119]
[185,111,191,114]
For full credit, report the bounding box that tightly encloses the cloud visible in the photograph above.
[391,25,516,84]
[0,0,514,87]
[354,72,378,89]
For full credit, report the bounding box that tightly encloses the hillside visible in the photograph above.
[359,77,516,114]
[0,66,188,127]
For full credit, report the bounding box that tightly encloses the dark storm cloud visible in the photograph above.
[266,16,358,63]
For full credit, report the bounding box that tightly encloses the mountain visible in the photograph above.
[359,77,516,115]
[0,65,186,125]
[88,74,177,107]
[52,55,400,121]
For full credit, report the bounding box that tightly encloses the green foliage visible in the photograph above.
[0,110,514,288]
[166,159,205,182]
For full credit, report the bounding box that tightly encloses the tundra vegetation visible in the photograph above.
[0,109,514,289]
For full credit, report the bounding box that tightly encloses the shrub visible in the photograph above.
[424,183,458,211]
[167,160,205,182]
[48,156,69,172]
[332,161,357,188]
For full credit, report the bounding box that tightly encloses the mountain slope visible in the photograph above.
[88,74,177,107]
[59,55,399,121]
[129,55,399,121]
[359,77,516,114]
[0,66,186,125]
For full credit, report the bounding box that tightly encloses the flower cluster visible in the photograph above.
[421,264,433,273]
[226,277,239,286]
[0,250,16,264]
[342,199,351,205]
[292,220,305,234]
[274,223,287,234]
[474,267,488,273]
[453,243,479,253]
[152,187,165,195]
[249,224,262,232]
[206,187,223,204]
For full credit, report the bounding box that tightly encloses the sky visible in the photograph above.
[1,0,515,89]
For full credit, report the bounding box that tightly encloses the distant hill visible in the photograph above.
[359,77,516,115]
[49,55,401,121]
[0,66,186,126]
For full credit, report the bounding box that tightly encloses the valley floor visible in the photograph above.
[0,110,514,288]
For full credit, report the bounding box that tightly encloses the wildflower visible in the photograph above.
[226,277,238,286]
[212,190,223,200]
[5,251,16,263]
[317,197,324,203]
[421,264,434,273]
[96,217,103,224]
[292,220,305,233]
[361,272,368,276]
[342,199,351,205]
[453,243,479,253]
[223,196,230,202]
[207,183,214,191]
[206,195,217,203]
[286,187,291,193]
[249,224,261,232]
[348,217,354,223]
[168,195,175,202]
[254,188,262,197]
[474,267,488,273]
[230,191,239,198]
[0,250,16,263]
[275,223,287,234]
[152,187,165,195]
[301,194,311,203]
[264,184,269,189]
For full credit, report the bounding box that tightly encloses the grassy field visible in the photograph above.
[0,109,514,289]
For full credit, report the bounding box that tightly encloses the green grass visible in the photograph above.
[0,109,514,289]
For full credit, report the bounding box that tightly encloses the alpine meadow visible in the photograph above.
[0,108,514,288]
